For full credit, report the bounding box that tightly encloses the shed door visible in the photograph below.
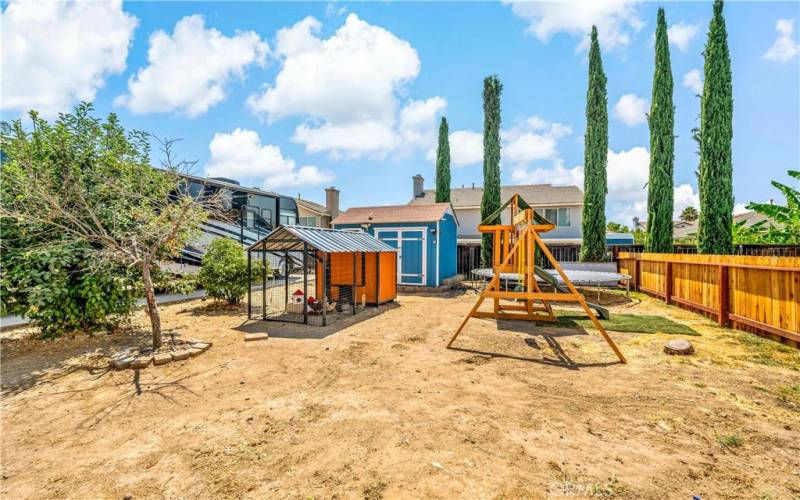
[375,228,426,286]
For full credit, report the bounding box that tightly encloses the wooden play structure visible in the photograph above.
[448,194,626,363]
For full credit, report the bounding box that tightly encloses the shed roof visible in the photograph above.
[248,225,396,253]
[331,203,454,226]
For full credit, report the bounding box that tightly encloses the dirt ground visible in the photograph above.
[2,290,799,499]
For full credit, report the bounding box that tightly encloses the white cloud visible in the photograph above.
[274,16,322,58]
[448,130,484,167]
[682,69,703,94]
[667,22,699,51]
[613,94,648,126]
[503,0,644,51]
[1,0,137,117]
[502,116,573,164]
[448,115,572,169]
[205,128,332,189]
[248,14,441,159]
[511,146,700,224]
[511,159,584,187]
[399,97,448,153]
[733,203,749,215]
[115,15,267,117]
[763,18,800,63]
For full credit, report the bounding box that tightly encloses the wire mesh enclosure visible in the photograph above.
[247,226,397,327]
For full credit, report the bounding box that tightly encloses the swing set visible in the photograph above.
[447,194,626,364]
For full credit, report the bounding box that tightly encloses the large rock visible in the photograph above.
[664,339,695,355]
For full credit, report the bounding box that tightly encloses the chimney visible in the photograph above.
[413,174,424,198]
[325,186,340,219]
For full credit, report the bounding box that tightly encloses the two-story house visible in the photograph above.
[294,186,340,229]
[407,175,583,245]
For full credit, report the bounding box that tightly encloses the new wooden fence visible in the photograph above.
[617,252,800,347]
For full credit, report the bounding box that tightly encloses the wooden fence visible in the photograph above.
[617,252,800,347]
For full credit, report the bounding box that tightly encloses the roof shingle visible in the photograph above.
[331,203,454,226]
[408,184,583,207]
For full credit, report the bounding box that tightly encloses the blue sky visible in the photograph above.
[2,1,799,225]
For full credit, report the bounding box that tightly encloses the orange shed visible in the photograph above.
[247,225,397,326]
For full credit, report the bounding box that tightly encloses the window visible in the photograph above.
[299,216,318,227]
[557,207,571,227]
[540,207,570,227]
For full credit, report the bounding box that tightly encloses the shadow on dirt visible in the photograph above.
[233,301,400,340]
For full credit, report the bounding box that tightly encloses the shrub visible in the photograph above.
[198,238,249,304]
[0,238,138,337]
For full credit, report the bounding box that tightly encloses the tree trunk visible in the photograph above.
[141,261,162,349]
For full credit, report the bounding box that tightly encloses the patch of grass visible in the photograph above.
[737,332,800,370]
[540,311,699,336]
[777,385,800,408]
[717,434,743,448]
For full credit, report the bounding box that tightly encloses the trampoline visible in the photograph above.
[470,268,631,301]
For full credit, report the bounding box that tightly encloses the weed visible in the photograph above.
[717,434,743,448]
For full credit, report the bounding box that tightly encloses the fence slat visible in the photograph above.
[617,252,799,348]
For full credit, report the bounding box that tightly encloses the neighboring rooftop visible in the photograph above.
[331,203,455,226]
[409,184,583,207]
[295,197,330,215]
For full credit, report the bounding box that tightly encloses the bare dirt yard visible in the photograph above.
[2,290,799,499]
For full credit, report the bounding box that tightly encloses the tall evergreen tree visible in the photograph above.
[698,0,733,254]
[580,26,608,262]
[646,8,675,253]
[435,117,451,203]
[481,75,502,267]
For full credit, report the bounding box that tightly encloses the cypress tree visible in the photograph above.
[435,117,451,203]
[481,75,502,267]
[580,26,608,262]
[646,8,675,253]
[698,0,733,254]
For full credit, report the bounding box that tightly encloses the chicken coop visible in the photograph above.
[247,225,397,326]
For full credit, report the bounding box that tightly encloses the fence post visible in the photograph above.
[718,265,729,327]
[633,258,641,291]
[664,261,672,305]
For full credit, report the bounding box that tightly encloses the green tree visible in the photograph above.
[481,76,503,267]
[680,206,699,222]
[198,238,249,304]
[607,222,631,233]
[435,117,451,203]
[697,0,734,254]
[0,104,215,348]
[646,8,675,253]
[580,26,608,262]
[742,170,800,243]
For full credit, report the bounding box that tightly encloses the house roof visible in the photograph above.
[295,197,330,216]
[331,203,455,226]
[409,184,583,208]
[248,225,396,253]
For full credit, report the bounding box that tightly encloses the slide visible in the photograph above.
[533,266,611,320]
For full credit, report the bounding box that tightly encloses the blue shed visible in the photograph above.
[331,203,458,287]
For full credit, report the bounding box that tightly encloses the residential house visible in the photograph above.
[407,175,583,245]
[295,187,340,228]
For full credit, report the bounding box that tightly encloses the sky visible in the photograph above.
[2,0,799,226]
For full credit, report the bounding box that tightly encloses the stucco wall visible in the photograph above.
[454,206,582,241]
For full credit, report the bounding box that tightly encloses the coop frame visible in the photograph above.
[246,225,397,327]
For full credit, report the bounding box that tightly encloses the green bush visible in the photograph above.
[198,239,249,304]
[0,238,138,337]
